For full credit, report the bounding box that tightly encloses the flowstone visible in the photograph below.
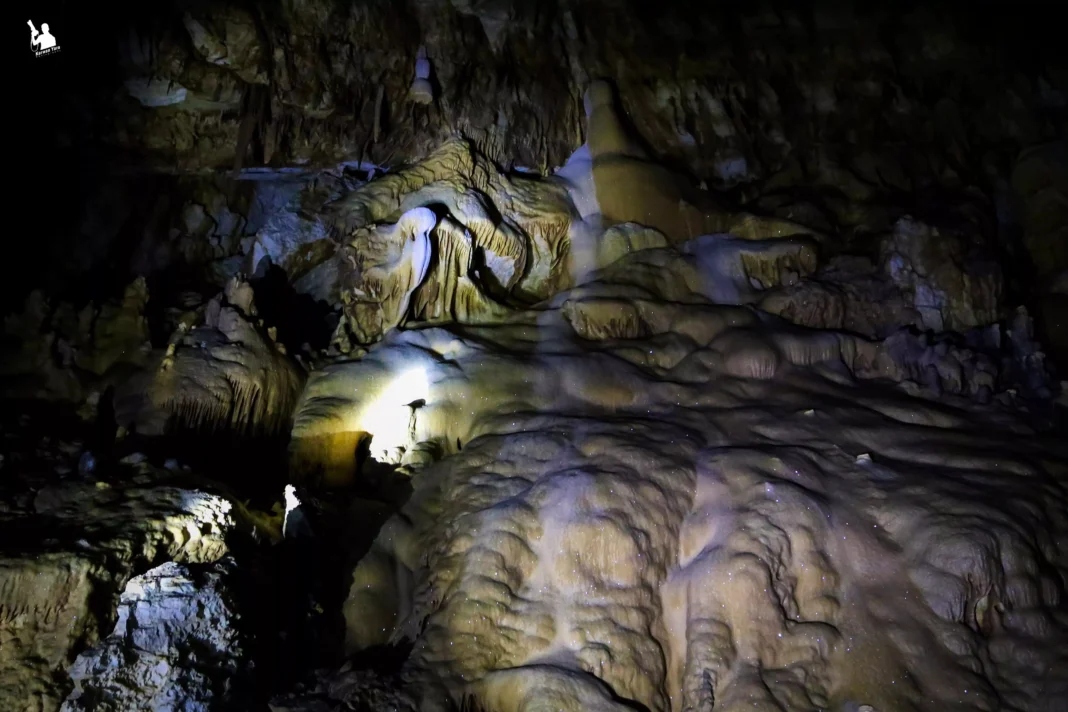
[323,80,823,351]
[286,237,1068,712]
[115,276,305,436]
[326,137,575,347]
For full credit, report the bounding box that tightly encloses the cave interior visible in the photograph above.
[4,1,1068,711]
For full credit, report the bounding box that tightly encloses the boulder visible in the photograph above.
[61,560,247,712]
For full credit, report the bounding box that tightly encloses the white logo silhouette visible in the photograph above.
[27,20,60,57]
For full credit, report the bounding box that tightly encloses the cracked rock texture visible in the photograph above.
[60,559,246,712]
[0,470,235,712]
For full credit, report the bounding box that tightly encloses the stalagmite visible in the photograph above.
[410,46,434,104]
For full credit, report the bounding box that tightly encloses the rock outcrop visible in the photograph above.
[7,2,1068,711]
[0,470,236,712]
[878,216,1002,333]
[61,560,247,712]
[115,277,305,436]
[325,137,575,348]
[760,216,1005,337]
[0,279,152,402]
[55,1,1063,196]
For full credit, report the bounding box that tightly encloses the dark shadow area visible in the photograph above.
[353,436,415,506]
[133,424,292,509]
[143,261,231,343]
[346,640,417,676]
[250,263,338,353]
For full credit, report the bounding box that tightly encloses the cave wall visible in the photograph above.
[11,0,1068,342]
[75,1,1068,185]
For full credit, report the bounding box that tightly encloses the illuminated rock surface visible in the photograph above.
[6,1,1068,710]
[290,239,1068,712]
[0,462,238,711]
[61,560,246,712]
[115,276,306,437]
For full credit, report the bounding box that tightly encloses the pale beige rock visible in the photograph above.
[291,240,1067,712]
[320,84,831,349]
[116,277,304,436]
[584,80,819,246]
[329,137,573,305]
[339,207,436,344]
[595,223,669,268]
[408,215,515,327]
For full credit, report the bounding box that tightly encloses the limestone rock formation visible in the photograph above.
[115,277,304,436]
[268,668,418,712]
[1034,280,1067,384]
[409,46,435,105]
[0,279,152,402]
[242,170,364,289]
[182,6,268,86]
[9,3,1068,711]
[287,236,1067,712]
[878,216,1002,333]
[333,202,519,348]
[1011,142,1068,369]
[337,207,435,345]
[61,559,246,712]
[0,472,236,712]
[574,79,820,250]
[0,290,83,401]
[70,0,1062,198]
[321,82,830,352]
[73,278,153,377]
[759,216,1005,339]
[758,255,921,338]
[325,138,575,347]
[594,223,670,269]
[329,138,572,299]
[1011,142,1068,281]
[851,328,999,401]
[583,78,729,242]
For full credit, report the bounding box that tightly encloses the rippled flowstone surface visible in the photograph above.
[7,2,1068,709]
[286,239,1068,712]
